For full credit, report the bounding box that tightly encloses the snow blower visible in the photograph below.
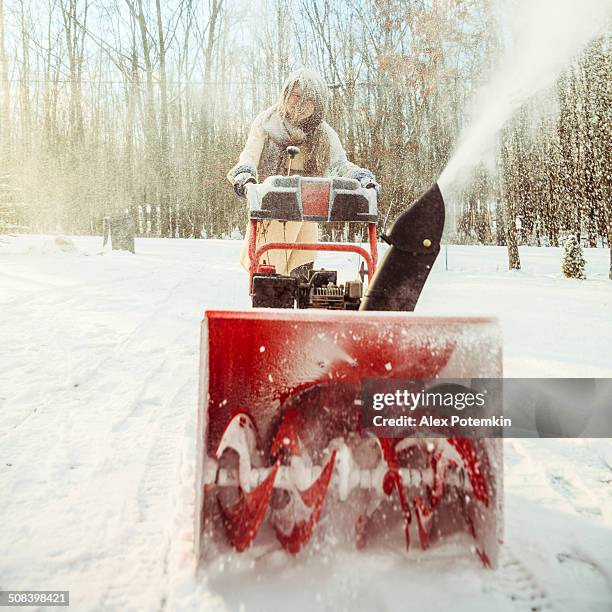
[196,174,503,567]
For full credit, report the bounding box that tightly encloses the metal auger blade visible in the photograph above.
[218,461,279,552]
[272,450,337,554]
[269,407,338,554]
[214,411,280,552]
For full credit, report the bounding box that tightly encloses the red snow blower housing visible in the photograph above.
[196,178,503,568]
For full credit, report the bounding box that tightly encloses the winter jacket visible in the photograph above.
[227,69,373,275]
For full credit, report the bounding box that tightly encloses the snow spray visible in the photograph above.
[438,0,612,196]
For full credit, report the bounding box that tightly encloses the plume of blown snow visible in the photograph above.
[439,0,612,197]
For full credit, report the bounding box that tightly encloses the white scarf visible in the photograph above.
[260,106,309,146]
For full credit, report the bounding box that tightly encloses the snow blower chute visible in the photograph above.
[196,175,503,567]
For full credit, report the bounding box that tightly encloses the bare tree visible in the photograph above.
[0,0,10,161]
[60,0,88,141]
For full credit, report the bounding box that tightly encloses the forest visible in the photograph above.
[0,0,609,269]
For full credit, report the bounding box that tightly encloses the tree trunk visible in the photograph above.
[504,198,521,270]
[155,0,171,237]
[0,0,10,161]
[134,0,158,232]
[196,0,223,239]
[18,1,31,154]
[60,0,87,143]
[126,19,139,233]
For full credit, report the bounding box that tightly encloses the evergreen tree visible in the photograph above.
[562,235,586,279]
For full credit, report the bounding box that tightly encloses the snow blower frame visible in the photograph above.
[196,181,504,568]
[246,175,378,309]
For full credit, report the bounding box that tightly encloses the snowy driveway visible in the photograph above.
[1,236,610,611]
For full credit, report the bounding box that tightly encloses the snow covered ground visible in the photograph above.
[0,234,610,612]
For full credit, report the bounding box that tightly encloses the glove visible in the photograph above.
[351,167,380,192]
[233,172,256,197]
[230,164,257,197]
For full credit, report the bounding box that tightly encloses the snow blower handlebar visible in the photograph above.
[245,174,379,296]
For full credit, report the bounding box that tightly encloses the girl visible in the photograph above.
[228,68,377,277]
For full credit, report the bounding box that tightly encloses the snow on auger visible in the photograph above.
[196,172,503,568]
